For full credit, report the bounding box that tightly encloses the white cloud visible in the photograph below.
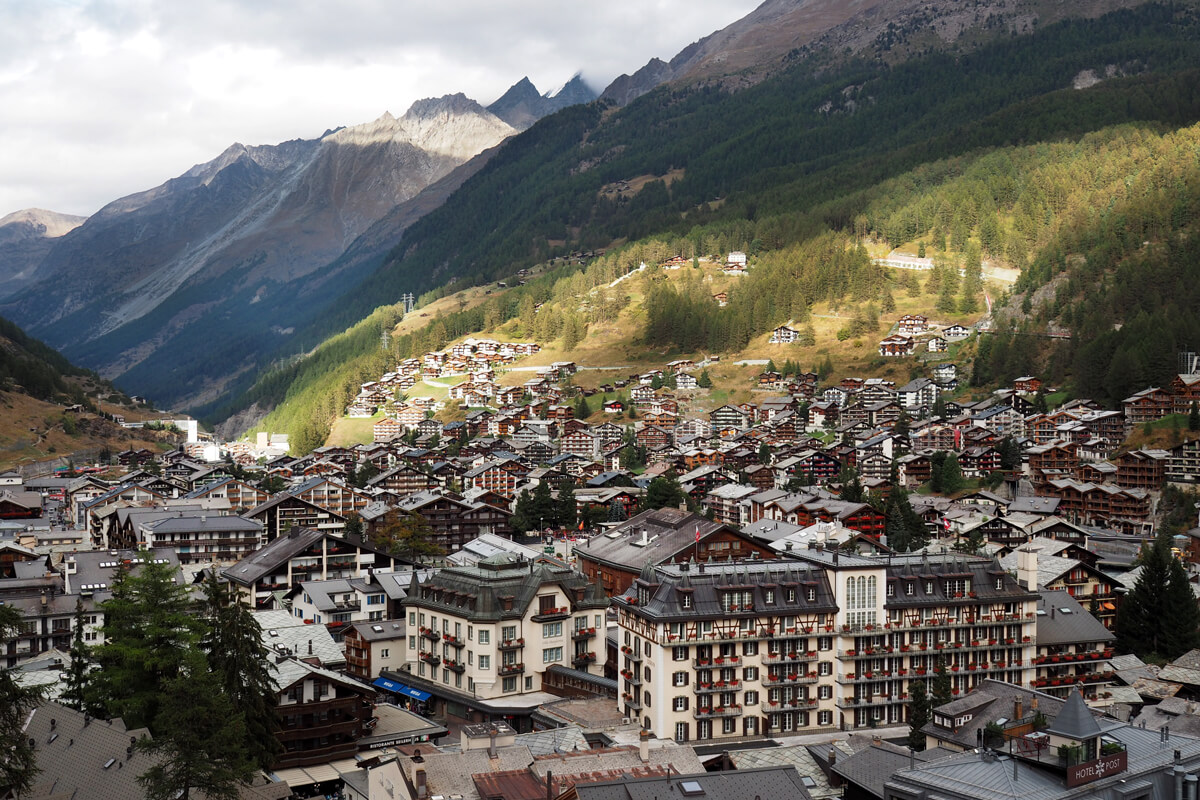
[0,0,759,217]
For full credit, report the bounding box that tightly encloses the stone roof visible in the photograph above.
[1044,688,1101,739]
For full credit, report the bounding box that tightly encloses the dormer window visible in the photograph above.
[682,594,692,609]
[765,589,775,604]
[906,583,914,596]
[806,588,816,602]
[786,588,796,603]
[995,577,1003,590]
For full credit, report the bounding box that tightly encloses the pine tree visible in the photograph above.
[643,473,688,511]
[61,598,92,712]
[907,679,930,751]
[556,482,578,529]
[88,556,202,729]
[931,655,952,707]
[697,369,713,388]
[939,453,965,495]
[574,394,592,420]
[199,572,281,771]
[136,653,255,800]
[1115,531,1200,659]
[0,605,43,796]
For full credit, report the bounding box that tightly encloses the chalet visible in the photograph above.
[1167,439,1200,484]
[769,325,800,344]
[712,291,728,307]
[635,425,674,450]
[897,378,940,409]
[1013,376,1042,394]
[926,336,948,353]
[1123,386,1173,429]
[897,314,929,335]
[1171,373,1200,415]
[392,489,512,548]
[675,373,699,390]
[878,334,915,357]
[462,460,522,498]
[710,404,751,432]
[603,400,624,414]
[942,324,970,341]
[1113,448,1170,490]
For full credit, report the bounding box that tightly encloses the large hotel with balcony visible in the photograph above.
[613,546,1041,741]
[389,552,610,731]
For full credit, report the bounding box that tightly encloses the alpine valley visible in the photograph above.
[4,0,1200,453]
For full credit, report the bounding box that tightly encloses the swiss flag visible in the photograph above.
[695,525,701,543]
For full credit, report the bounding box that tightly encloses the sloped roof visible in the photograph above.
[1044,688,1101,739]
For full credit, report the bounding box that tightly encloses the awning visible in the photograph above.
[373,676,431,701]
[1101,601,1116,610]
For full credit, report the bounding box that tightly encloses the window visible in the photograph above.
[786,588,796,603]
[819,661,832,676]
[906,583,914,596]
[765,589,775,604]
[818,636,832,651]
[479,655,490,670]
[745,691,758,706]
[886,583,895,597]
[543,622,563,638]
[807,588,816,602]
[818,685,832,699]
[502,677,517,693]
[697,720,712,739]
[409,636,416,650]
[675,722,689,743]
[380,648,389,658]
[995,577,1004,590]
[723,717,736,734]
[818,710,832,725]
[543,647,563,663]
[525,677,533,691]
[674,696,689,711]
[502,625,517,641]
[743,642,758,656]
[478,630,490,645]
[845,575,877,628]
[743,667,758,681]
[673,646,688,661]
[925,581,934,594]
[367,594,384,605]
[673,671,689,687]
[682,594,693,609]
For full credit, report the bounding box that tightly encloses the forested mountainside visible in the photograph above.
[308,3,1200,338]
[209,3,1200,448]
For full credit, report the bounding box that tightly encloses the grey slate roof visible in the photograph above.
[22,702,153,800]
[1034,589,1114,646]
[1044,688,1101,739]
[833,743,958,799]
[572,765,813,800]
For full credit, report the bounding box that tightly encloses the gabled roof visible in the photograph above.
[1044,688,1101,739]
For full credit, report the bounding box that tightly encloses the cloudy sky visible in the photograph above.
[0,0,760,218]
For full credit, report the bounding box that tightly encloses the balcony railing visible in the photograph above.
[444,659,466,674]
[498,637,525,650]
[765,698,819,711]
[419,627,441,642]
[694,704,743,719]
[572,652,598,666]
[572,627,598,641]
[762,651,818,666]
[694,679,740,694]
[692,655,739,669]
[763,672,819,687]
[418,652,441,666]
[498,662,525,676]
[532,606,571,622]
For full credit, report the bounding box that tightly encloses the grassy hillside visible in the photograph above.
[0,315,180,470]
[215,3,1200,447]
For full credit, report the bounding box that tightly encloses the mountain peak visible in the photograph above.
[488,74,596,130]
[404,93,488,121]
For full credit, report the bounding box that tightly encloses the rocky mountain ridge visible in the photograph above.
[0,209,87,301]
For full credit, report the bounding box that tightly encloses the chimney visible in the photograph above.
[547,770,554,800]
[416,768,427,799]
[488,727,499,758]
[1031,696,1038,711]
[639,730,650,763]
[1017,546,1038,590]
[1015,697,1023,720]
[308,639,313,655]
